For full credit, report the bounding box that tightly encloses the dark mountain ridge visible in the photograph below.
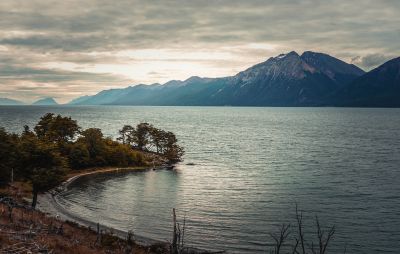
[332,57,400,107]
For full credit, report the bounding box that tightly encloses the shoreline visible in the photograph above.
[38,166,218,253]
[37,166,164,247]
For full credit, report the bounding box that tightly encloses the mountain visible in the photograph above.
[68,87,138,105]
[301,51,365,86]
[203,51,365,106]
[114,77,225,106]
[32,97,58,105]
[68,95,92,105]
[332,57,400,107]
[68,78,225,106]
[0,98,24,105]
[69,51,366,106]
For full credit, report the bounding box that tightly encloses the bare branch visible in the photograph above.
[269,224,290,254]
[295,204,306,254]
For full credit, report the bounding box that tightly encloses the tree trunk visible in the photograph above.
[8,205,13,222]
[32,190,38,208]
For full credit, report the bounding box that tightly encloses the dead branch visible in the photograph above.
[295,204,306,254]
[269,224,290,254]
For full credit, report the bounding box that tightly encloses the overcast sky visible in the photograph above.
[0,0,399,103]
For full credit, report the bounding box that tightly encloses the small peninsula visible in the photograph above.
[0,113,185,253]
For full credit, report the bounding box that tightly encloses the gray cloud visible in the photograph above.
[1,0,398,52]
[0,65,125,83]
[0,0,399,102]
[351,54,397,69]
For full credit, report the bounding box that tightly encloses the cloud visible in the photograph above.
[0,0,399,102]
[0,52,130,103]
[351,54,397,70]
[0,65,125,83]
[1,0,399,52]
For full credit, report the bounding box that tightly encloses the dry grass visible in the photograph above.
[0,182,32,200]
[0,202,169,253]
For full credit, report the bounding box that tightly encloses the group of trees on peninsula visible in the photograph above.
[118,123,184,163]
[0,113,184,207]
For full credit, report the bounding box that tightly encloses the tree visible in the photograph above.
[34,113,80,143]
[67,142,91,169]
[31,167,65,208]
[134,123,152,150]
[33,113,54,139]
[79,128,107,166]
[23,125,34,136]
[117,122,184,163]
[0,128,18,184]
[149,127,166,154]
[104,137,146,167]
[163,132,184,163]
[18,133,66,208]
[117,125,135,145]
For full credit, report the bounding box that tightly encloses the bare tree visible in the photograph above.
[309,216,335,254]
[269,224,290,254]
[268,206,336,254]
[295,204,306,254]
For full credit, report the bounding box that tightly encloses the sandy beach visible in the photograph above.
[37,167,161,247]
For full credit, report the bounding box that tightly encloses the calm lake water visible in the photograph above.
[1,106,400,253]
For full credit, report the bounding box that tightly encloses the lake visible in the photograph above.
[1,106,399,253]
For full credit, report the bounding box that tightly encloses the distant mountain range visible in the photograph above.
[0,98,24,105]
[32,97,58,106]
[68,51,399,107]
[0,97,59,106]
[1,51,399,107]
